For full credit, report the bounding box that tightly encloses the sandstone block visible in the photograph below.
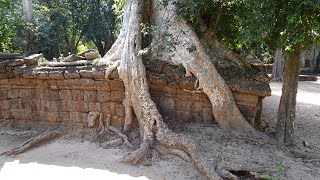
[71,90,84,100]
[115,104,125,117]
[0,110,13,119]
[59,90,72,100]
[92,70,105,80]
[110,116,123,126]
[203,107,213,123]
[47,112,60,123]
[0,89,8,100]
[64,68,80,79]
[79,69,93,79]
[70,112,82,123]
[88,102,101,112]
[110,90,125,101]
[175,100,192,111]
[97,91,110,102]
[109,80,124,90]
[73,101,89,112]
[176,111,190,122]
[192,102,202,113]
[10,98,23,109]
[10,109,31,120]
[234,93,259,107]
[60,112,70,122]
[159,97,175,110]
[80,79,96,86]
[84,90,97,102]
[44,90,60,101]
[0,100,9,110]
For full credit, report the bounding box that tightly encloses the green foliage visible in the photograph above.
[0,0,117,59]
[0,0,26,53]
[33,0,117,59]
[178,0,320,62]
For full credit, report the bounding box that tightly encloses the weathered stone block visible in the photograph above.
[116,104,125,117]
[192,102,202,113]
[110,90,125,101]
[203,107,213,123]
[10,98,23,109]
[20,89,34,99]
[60,112,70,122]
[47,112,60,123]
[0,79,9,85]
[49,100,63,112]
[79,70,93,79]
[92,70,105,80]
[64,68,80,79]
[234,93,259,107]
[84,90,97,102]
[66,79,81,86]
[35,89,44,100]
[109,80,124,90]
[192,112,203,122]
[0,100,9,110]
[62,100,73,112]
[88,102,101,112]
[40,100,50,111]
[101,102,111,114]
[176,100,192,111]
[0,89,8,100]
[48,72,65,80]
[37,71,50,79]
[0,110,13,119]
[159,97,175,110]
[59,90,72,100]
[10,109,32,120]
[71,90,84,100]
[110,116,123,126]
[97,91,110,102]
[73,101,89,112]
[80,79,96,86]
[44,90,60,101]
[70,112,82,123]
[8,79,20,86]
[176,111,191,122]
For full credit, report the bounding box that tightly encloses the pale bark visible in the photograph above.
[98,0,257,179]
[271,48,283,81]
[276,47,300,145]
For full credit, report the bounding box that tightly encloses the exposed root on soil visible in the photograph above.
[100,113,134,149]
[1,130,60,157]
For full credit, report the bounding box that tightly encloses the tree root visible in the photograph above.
[155,145,191,162]
[121,141,151,164]
[1,130,60,157]
[100,113,134,149]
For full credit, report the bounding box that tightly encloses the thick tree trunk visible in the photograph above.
[276,47,300,145]
[98,0,257,179]
[23,0,35,55]
[271,48,283,81]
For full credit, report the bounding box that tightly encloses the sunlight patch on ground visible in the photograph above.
[269,81,320,106]
[0,160,149,180]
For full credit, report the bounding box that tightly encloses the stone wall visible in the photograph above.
[0,60,271,129]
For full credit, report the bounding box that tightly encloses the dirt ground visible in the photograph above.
[0,80,320,180]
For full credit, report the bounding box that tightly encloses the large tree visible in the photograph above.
[97,0,256,179]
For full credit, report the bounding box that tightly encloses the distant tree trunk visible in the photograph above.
[23,0,34,55]
[314,52,320,73]
[271,48,283,81]
[276,47,300,145]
